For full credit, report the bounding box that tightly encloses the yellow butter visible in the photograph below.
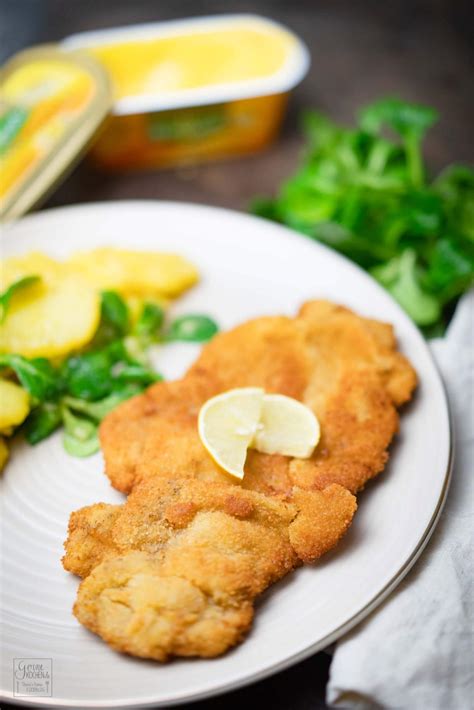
[89,25,295,100]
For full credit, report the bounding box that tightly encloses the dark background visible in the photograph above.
[1,0,473,214]
[1,1,472,708]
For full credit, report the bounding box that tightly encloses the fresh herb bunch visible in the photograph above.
[252,97,474,333]
[0,291,218,457]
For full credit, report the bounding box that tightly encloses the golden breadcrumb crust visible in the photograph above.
[64,477,356,660]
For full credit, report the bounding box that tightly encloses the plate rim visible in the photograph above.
[0,200,453,709]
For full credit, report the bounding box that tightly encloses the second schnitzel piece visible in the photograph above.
[64,477,356,660]
[101,301,416,506]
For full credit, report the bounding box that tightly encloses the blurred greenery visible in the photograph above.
[252,97,474,332]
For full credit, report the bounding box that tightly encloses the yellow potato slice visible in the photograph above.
[0,253,100,358]
[68,247,199,298]
[0,437,9,472]
[0,379,30,430]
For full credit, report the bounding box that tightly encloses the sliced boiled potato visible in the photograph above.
[68,247,199,298]
[0,437,9,472]
[0,379,30,430]
[1,252,60,285]
[0,253,100,358]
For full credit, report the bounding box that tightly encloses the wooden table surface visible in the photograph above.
[2,1,472,708]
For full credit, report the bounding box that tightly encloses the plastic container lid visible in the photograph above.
[62,15,310,115]
[0,45,112,222]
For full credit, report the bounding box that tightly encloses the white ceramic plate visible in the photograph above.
[0,202,451,708]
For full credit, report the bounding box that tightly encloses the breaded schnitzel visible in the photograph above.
[63,477,356,660]
[64,300,415,660]
[101,301,416,508]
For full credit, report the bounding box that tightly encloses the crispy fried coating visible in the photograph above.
[101,300,416,500]
[66,301,414,661]
[63,477,356,660]
[64,503,122,578]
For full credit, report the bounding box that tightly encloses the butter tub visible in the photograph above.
[0,46,111,221]
[63,15,310,170]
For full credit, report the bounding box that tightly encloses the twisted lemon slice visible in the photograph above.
[198,387,264,479]
[253,393,320,458]
[198,388,320,479]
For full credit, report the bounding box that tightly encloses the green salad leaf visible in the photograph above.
[24,402,62,444]
[112,363,162,387]
[359,98,438,187]
[62,406,100,458]
[252,97,474,332]
[63,432,100,458]
[134,302,165,338]
[0,354,61,401]
[167,315,219,342]
[100,290,129,335]
[372,250,441,325]
[91,291,129,347]
[62,349,117,401]
[62,385,143,423]
[61,340,161,402]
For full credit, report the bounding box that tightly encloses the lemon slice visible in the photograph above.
[198,388,320,479]
[198,387,264,479]
[253,394,320,458]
